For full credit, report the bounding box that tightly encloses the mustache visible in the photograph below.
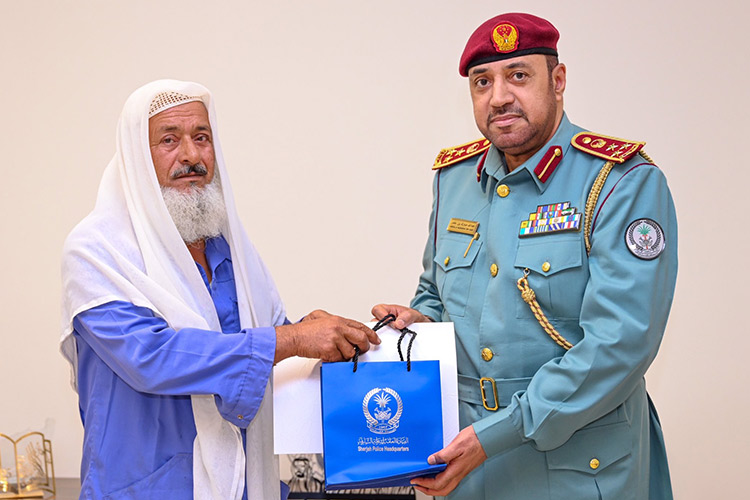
[170,163,208,179]
[487,105,526,124]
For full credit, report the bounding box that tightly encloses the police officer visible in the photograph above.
[373,12,677,499]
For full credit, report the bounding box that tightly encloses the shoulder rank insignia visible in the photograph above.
[433,138,491,170]
[571,132,645,163]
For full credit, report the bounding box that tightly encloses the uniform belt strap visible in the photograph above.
[457,375,532,409]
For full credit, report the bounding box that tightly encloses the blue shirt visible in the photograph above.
[73,236,280,499]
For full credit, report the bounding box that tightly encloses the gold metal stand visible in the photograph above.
[0,432,55,499]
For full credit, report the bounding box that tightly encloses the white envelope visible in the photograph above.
[273,321,459,455]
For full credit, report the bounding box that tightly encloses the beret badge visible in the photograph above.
[492,23,519,53]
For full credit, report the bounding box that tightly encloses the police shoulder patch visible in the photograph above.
[572,131,645,164]
[625,218,666,260]
[433,138,491,170]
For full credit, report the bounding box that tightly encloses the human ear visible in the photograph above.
[552,63,567,97]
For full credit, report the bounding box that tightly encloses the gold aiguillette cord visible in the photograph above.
[516,268,573,350]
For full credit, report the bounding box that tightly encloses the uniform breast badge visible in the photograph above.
[447,218,479,235]
[447,218,481,257]
[519,202,582,237]
[625,218,666,259]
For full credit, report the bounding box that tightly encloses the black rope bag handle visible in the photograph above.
[396,326,418,372]
[351,314,418,372]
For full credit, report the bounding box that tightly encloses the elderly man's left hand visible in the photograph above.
[410,425,488,497]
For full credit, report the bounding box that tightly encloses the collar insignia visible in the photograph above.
[476,150,490,181]
[433,138,491,170]
[571,132,645,163]
[519,202,582,237]
[533,146,563,183]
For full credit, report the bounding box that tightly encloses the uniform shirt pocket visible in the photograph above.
[434,235,482,318]
[546,421,634,500]
[514,237,585,320]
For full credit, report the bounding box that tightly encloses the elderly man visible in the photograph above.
[61,80,378,500]
[373,13,677,499]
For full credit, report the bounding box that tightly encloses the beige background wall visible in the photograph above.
[1,0,748,498]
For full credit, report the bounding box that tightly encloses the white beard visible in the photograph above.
[161,178,227,244]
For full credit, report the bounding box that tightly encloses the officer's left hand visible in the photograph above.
[371,303,432,330]
[410,425,487,497]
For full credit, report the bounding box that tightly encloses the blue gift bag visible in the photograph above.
[320,359,447,490]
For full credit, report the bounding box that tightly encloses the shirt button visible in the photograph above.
[542,261,551,272]
[481,347,494,361]
[589,458,600,470]
[490,263,499,277]
[444,256,451,266]
[496,184,510,197]
[237,415,244,420]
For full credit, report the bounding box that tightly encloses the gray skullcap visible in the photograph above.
[148,91,203,118]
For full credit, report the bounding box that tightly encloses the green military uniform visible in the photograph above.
[411,114,676,499]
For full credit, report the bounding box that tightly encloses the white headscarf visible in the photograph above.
[60,79,284,500]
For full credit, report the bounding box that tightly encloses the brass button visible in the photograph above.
[444,256,451,266]
[238,415,244,420]
[481,347,494,361]
[542,261,551,272]
[490,263,498,277]
[589,458,600,470]
[496,184,510,197]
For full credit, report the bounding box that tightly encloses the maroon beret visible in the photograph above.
[459,13,559,76]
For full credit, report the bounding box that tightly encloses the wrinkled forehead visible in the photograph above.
[149,91,204,118]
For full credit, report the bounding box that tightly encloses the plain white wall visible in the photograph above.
[2,1,748,498]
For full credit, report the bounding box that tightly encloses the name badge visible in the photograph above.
[447,218,479,235]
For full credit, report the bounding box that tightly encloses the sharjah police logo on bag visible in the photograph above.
[362,387,403,434]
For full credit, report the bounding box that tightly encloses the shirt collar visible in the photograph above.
[204,235,231,277]
[480,113,578,194]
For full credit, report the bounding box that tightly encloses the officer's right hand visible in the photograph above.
[274,313,379,364]
[371,303,433,330]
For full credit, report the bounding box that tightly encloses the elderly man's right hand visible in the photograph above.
[274,310,379,363]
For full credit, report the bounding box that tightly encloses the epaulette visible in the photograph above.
[571,132,645,164]
[433,138,491,170]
